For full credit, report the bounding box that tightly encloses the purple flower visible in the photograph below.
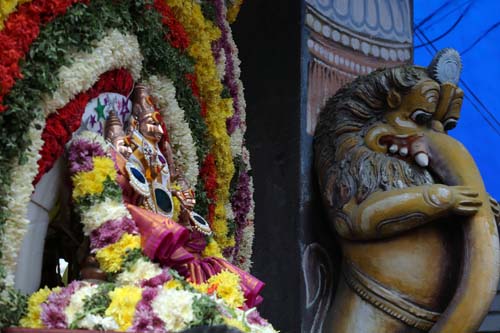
[226,171,252,258]
[213,0,243,135]
[141,269,171,288]
[130,287,166,333]
[41,281,82,328]
[68,138,106,174]
[90,217,139,250]
[40,303,67,329]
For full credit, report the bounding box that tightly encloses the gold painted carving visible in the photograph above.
[314,57,500,332]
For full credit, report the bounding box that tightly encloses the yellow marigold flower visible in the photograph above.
[202,237,223,258]
[95,233,141,273]
[190,282,209,294]
[93,156,117,177]
[72,156,117,200]
[166,0,236,250]
[105,285,142,331]
[19,286,53,328]
[208,270,245,308]
[164,279,184,290]
[172,196,181,222]
[224,317,250,333]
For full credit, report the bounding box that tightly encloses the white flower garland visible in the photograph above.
[80,197,131,236]
[41,29,143,115]
[115,257,162,286]
[237,224,254,272]
[145,75,199,187]
[65,283,97,324]
[214,47,227,83]
[152,289,196,331]
[0,120,44,286]
[79,314,119,331]
[219,2,247,159]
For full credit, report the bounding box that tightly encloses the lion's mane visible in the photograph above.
[314,66,435,220]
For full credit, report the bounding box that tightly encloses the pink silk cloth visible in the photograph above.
[126,203,264,308]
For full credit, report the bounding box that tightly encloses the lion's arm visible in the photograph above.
[338,184,479,240]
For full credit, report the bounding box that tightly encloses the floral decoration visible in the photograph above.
[167,0,237,250]
[0,0,259,329]
[19,275,277,332]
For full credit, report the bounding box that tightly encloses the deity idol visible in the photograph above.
[105,84,264,307]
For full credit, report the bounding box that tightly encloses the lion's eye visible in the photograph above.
[443,118,458,131]
[411,110,433,125]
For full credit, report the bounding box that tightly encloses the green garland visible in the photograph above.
[0,285,27,328]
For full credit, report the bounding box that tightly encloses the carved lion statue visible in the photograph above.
[314,49,500,333]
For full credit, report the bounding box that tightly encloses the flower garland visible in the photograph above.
[0,1,145,289]
[0,2,261,328]
[20,277,277,332]
[0,0,31,30]
[41,29,143,116]
[36,68,135,184]
[152,0,189,51]
[145,75,199,187]
[14,66,135,287]
[0,0,196,288]
[213,0,255,265]
[0,0,83,112]
[19,131,275,332]
[167,0,237,251]
[237,156,256,271]
[0,122,44,286]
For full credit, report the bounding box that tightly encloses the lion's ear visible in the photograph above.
[387,89,401,109]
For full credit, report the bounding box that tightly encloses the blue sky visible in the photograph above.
[414,0,500,198]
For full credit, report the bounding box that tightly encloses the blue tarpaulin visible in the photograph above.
[414,0,500,198]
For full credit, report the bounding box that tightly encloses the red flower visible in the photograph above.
[207,283,218,294]
[184,73,208,117]
[152,0,189,51]
[0,0,83,112]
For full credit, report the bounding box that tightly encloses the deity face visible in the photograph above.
[139,113,164,144]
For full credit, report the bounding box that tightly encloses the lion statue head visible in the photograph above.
[313,65,463,224]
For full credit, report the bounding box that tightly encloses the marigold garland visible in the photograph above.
[207,270,245,308]
[19,280,277,332]
[105,285,143,331]
[167,0,236,249]
[96,234,142,274]
[71,157,117,200]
